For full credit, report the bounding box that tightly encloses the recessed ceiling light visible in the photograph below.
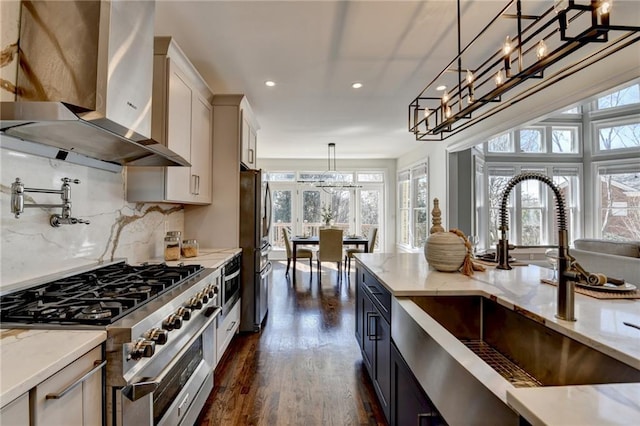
[265,80,276,87]
[436,85,447,91]
[352,82,363,89]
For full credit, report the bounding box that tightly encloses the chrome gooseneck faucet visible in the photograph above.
[495,172,578,321]
[11,177,90,227]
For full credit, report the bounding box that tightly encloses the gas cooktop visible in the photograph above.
[0,262,203,326]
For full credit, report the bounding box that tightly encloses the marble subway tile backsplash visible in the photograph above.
[1,143,184,287]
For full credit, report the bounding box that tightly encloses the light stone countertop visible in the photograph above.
[152,247,241,269]
[355,252,640,425]
[0,329,106,408]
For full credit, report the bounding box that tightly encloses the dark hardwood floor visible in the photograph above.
[197,260,387,426]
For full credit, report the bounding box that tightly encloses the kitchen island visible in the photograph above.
[354,252,640,425]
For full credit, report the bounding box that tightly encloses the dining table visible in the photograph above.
[290,235,369,272]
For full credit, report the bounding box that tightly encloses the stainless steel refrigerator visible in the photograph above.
[239,168,272,332]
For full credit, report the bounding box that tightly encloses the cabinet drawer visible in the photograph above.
[34,346,103,426]
[361,268,391,323]
[0,393,29,426]
[216,299,241,365]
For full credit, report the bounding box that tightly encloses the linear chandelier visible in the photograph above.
[408,0,640,141]
[297,143,362,191]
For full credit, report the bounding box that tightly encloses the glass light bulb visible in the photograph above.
[599,0,612,15]
[554,0,569,14]
[495,70,504,86]
[536,40,548,60]
[503,36,512,55]
[445,105,452,118]
[466,70,474,85]
[442,91,449,103]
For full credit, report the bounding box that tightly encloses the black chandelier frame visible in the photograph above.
[408,0,640,141]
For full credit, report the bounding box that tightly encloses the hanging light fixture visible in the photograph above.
[298,143,362,192]
[408,0,640,141]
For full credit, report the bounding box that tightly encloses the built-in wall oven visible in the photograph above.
[221,254,241,318]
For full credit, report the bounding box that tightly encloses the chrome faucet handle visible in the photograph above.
[61,178,81,185]
[11,178,25,218]
[50,215,91,227]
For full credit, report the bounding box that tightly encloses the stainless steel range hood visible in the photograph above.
[0,0,190,170]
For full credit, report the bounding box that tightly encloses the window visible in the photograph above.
[484,165,581,247]
[596,163,640,241]
[265,172,295,182]
[412,164,429,248]
[551,127,579,153]
[596,83,640,110]
[397,164,429,250]
[519,128,544,153]
[268,169,386,251]
[357,172,384,182]
[474,79,639,248]
[487,133,513,153]
[397,170,411,246]
[596,121,640,151]
[487,126,579,154]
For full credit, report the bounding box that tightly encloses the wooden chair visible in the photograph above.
[345,227,378,273]
[283,231,314,275]
[317,228,344,278]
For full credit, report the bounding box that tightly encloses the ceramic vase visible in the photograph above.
[424,231,466,272]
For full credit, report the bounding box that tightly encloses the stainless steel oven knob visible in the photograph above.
[176,306,192,321]
[162,313,183,331]
[128,339,155,360]
[144,328,168,345]
[205,285,216,299]
[187,296,203,310]
[197,290,209,304]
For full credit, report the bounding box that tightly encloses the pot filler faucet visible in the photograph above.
[495,172,597,322]
[11,177,90,227]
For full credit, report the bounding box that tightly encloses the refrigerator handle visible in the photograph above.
[265,182,272,237]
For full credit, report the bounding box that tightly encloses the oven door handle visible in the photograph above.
[121,303,220,402]
[224,269,240,281]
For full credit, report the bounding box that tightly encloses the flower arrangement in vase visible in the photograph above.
[321,204,334,226]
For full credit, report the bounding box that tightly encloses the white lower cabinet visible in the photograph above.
[33,345,104,426]
[0,393,29,425]
[216,299,241,366]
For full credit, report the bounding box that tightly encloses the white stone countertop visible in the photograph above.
[355,252,640,425]
[0,329,106,408]
[151,247,241,269]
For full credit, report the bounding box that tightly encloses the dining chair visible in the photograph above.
[317,228,344,278]
[283,231,314,275]
[345,227,378,274]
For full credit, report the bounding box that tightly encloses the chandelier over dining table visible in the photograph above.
[408,0,640,141]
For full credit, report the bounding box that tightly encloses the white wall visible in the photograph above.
[257,157,396,254]
[0,140,184,287]
[396,140,450,235]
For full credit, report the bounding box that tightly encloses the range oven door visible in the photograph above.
[115,309,220,426]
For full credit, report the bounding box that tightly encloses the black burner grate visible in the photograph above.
[0,262,203,325]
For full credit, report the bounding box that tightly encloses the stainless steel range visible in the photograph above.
[0,261,221,426]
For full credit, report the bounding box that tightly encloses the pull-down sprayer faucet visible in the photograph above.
[495,172,578,321]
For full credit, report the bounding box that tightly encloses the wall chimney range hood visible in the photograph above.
[0,0,190,171]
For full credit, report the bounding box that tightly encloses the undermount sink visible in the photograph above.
[410,295,640,387]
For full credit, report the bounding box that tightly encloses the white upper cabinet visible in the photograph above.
[183,94,259,249]
[127,37,213,204]
[241,109,258,168]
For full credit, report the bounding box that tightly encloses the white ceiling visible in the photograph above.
[154,1,639,160]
